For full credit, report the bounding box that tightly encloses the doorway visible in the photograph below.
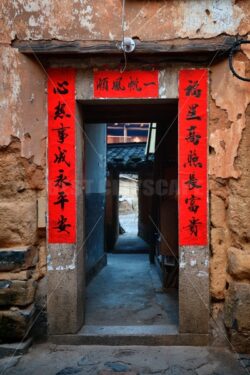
[83,101,179,330]
[47,68,210,341]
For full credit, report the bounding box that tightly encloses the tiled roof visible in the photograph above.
[107,142,153,171]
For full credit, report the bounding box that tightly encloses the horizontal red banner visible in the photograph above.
[94,70,159,98]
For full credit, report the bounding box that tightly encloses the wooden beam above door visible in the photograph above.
[12,35,236,61]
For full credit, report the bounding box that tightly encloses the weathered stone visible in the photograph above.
[210,194,226,228]
[33,245,47,281]
[0,246,38,272]
[224,282,250,332]
[55,367,82,375]
[228,194,250,242]
[228,247,250,280]
[0,305,35,343]
[210,261,227,300]
[0,271,31,281]
[0,356,21,372]
[0,141,45,199]
[230,330,250,354]
[104,361,130,372]
[211,227,230,256]
[179,246,209,334]
[0,148,27,198]
[228,114,250,242]
[238,354,250,369]
[0,279,37,307]
[0,201,37,246]
[208,175,229,201]
[210,303,229,347]
[32,277,47,339]
[0,338,32,358]
[37,198,46,229]
[38,245,47,277]
[24,164,45,191]
[210,228,230,300]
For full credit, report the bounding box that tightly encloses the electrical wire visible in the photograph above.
[120,0,127,73]
[229,39,250,82]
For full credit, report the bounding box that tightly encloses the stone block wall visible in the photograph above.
[0,140,46,342]
[209,52,250,352]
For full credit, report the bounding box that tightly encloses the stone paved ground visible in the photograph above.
[85,254,178,326]
[1,344,250,375]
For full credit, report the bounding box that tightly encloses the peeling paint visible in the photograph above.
[48,264,75,271]
[209,59,250,178]
[0,46,46,165]
[176,1,243,37]
[23,1,41,13]
[78,4,97,35]
[158,69,178,99]
[47,244,77,272]
[197,271,208,277]
[179,252,186,269]
[1,0,249,42]
[47,254,52,270]
[190,259,197,267]
[109,31,115,41]
[47,251,76,271]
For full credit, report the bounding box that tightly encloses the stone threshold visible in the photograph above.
[49,325,209,346]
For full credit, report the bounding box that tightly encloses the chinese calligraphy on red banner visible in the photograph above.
[179,69,208,246]
[94,70,158,98]
[48,69,76,243]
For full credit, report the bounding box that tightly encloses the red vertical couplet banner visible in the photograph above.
[178,69,208,246]
[48,69,76,244]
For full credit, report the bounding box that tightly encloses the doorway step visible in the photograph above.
[49,254,209,346]
[49,325,209,346]
[113,234,150,253]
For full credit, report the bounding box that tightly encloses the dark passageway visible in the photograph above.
[83,101,179,336]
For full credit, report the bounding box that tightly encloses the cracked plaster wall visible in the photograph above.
[0,0,249,43]
[0,46,47,165]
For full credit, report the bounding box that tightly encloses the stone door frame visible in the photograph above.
[47,66,209,336]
